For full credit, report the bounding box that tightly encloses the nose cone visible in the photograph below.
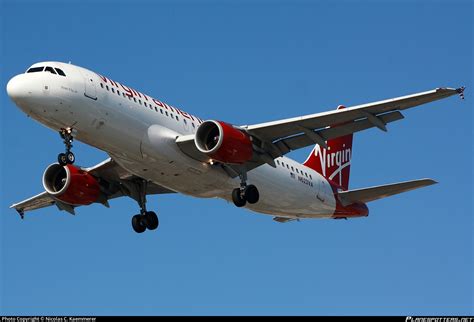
[6,75,26,101]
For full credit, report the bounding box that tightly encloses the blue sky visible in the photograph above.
[1,0,472,316]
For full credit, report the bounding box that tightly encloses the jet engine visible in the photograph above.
[195,120,253,164]
[42,163,101,206]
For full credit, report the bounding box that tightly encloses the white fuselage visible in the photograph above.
[8,62,337,219]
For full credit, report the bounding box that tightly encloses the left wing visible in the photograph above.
[177,87,464,175]
[10,158,175,218]
[10,192,55,216]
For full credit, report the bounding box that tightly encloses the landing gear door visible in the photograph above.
[80,69,97,100]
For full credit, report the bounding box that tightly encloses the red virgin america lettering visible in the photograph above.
[314,144,352,179]
[99,74,204,123]
[6,61,465,233]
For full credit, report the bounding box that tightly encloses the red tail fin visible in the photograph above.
[303,106,353,190]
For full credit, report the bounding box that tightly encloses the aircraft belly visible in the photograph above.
[242,165,337,218]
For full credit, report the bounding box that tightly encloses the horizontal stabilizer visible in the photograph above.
[338,179,437,206]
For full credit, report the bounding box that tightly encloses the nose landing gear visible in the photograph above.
[58,128,76,166]
[231,171,259,207]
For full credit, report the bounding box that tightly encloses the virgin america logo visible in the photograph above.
[314,144,352,184]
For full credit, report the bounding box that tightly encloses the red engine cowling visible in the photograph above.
[42,163,101,206]
[195,120,253,164]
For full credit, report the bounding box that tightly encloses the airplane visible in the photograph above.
[6,61,465,233]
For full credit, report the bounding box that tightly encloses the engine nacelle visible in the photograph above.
[42,163,101,206]
[195,120,253,164]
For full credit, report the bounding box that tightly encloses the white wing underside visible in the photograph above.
[176,87,463,175]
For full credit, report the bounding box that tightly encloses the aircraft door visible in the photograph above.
[316,177,325,203]
[80,69,97,100]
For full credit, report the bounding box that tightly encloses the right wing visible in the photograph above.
[243,87,464,154]
[337,179,437,207]
[10,158,175,218]
[177,87,464,176]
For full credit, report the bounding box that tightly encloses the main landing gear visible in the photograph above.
[58,128,76,166]
[131,180,159,234]
[231,171,259,207]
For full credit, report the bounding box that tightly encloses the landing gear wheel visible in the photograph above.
[232,188,246,207]
[132,214,146,233]
[144,211,159,230]
[58,128,75,166]
[66,151,75,164]
[244,184,259,204]
[58,153,68,166]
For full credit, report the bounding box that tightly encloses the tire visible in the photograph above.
[232,188,246,207]
[244,185,259,204]
[144,211,159,230]
[58,153,68,166]
[66,151,75,164]
[131,214,146,233]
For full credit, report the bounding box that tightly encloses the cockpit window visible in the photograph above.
[26,66,67,76]
[44,66,57,74]
[27,67,44,73]
[55,68,66,76]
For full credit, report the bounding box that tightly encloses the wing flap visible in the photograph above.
[338,179,437,206]
[276,110,404,152]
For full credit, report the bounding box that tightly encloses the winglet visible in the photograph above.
[15,208,25,220]
[456,86,466,100]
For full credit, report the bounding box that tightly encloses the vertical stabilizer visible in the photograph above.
[303,106,353,190]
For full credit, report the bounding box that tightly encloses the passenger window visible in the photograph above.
[106,85,109,91]
[139,100,142,105]
[144,102,147,107]
[286,164,289,169]
[128,95,131,100]
[176,115,179,121]
[192,123,195,128]
[55,68,66,76]
[111,88,115,93]
[165,111,168,116]
[183,119,187,124]
[154,106,158,112]
[291,166,294,171]
[296,169,299,173]
[27,67,44,73]
[117,90,120,96]
[100,83,104,88]
[133,97,137,103]
[44,66,57,74]
[276,160,280,165]
[309,174,312,179]
[160,109,163,114]
[123,93,126,98]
